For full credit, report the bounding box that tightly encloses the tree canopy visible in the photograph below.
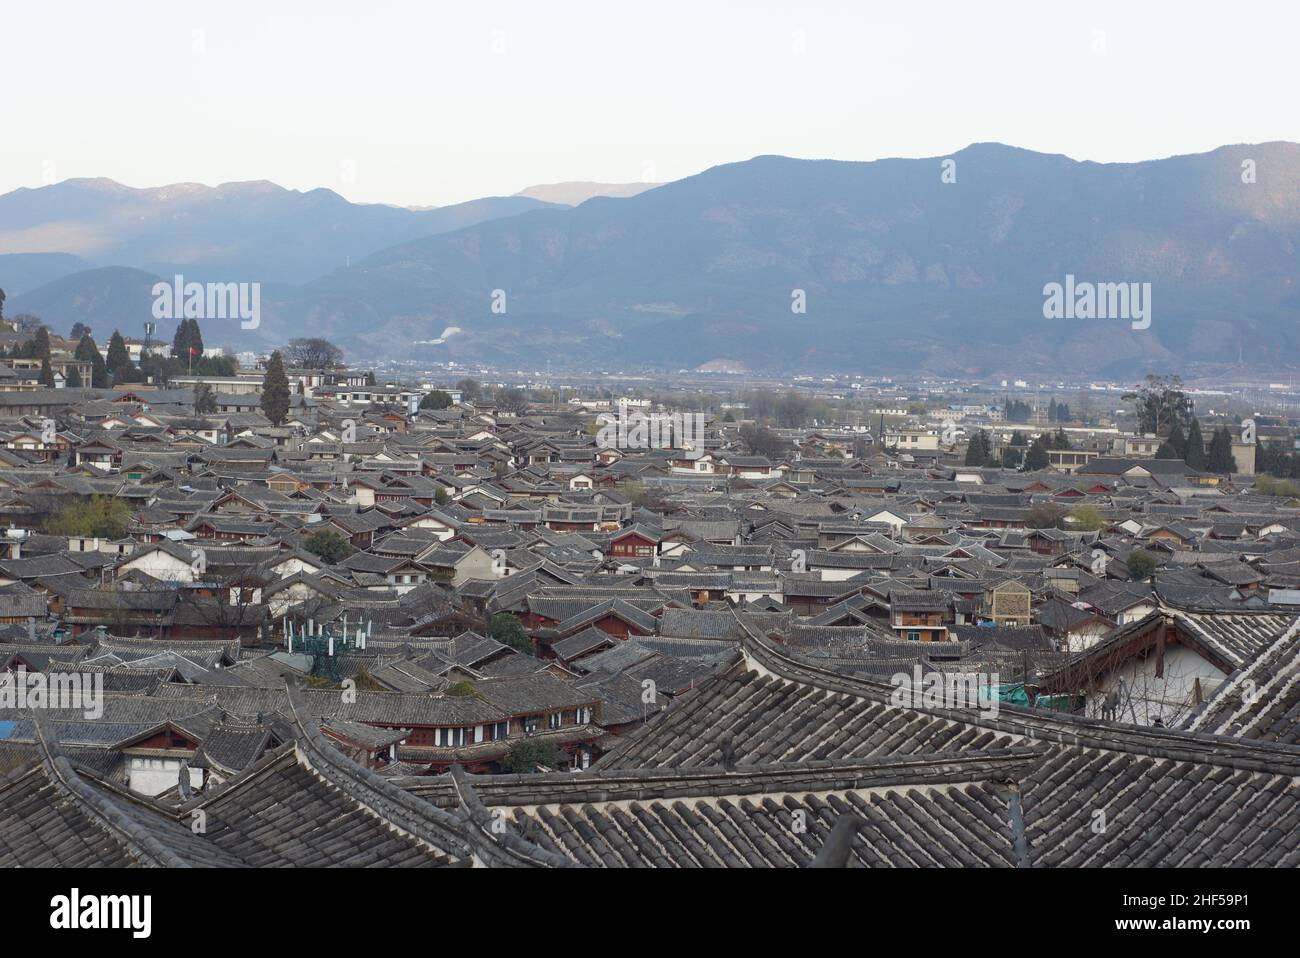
[1068,504,1107,531]
[302,528,353,564]
[73,333,109,388]
[964,429,991,466]
[1126,549,1158,580]
[491,613,534,655]
[171,318,205,361]
[1184,419,1207,470]
[495,387,529,414]
[738,423,787,459]
[1023,437,1050,471]
[504,739,560,773]
[45,496,133,539]
[105,331,132,380]
[260,351,291,425]
[286,337,343,368]
[1206,426,1236,473]
[1122,374,1193,437]
[194,380,217,414]
[1025,502,1066,529]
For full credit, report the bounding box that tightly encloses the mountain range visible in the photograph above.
[0,178,559,288]
[2,142,1297,377]
[512,182,662,205]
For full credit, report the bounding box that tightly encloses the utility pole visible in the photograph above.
[142,321,156,385]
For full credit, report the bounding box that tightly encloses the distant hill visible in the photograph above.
[0,252,91,298]
[513,182,663,205]
[0,178,559,285]
[9,266,166,337]
[9,144,1299,377]
[260,142,1300,376]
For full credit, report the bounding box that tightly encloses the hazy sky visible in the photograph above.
[6,1,1297,207]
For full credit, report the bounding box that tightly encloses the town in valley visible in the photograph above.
[0,313,1296,871]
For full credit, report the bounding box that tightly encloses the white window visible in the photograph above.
[436,727,467,747]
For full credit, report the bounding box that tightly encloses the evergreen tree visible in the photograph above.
[32,326,52,362]
[302,529,353,564]
[65,366,82,388]
[1003,399,1032,423]
[1048,398,1058,422]
[171,318,205,361]
[105,330,131,377]
[72,332,109,389]
[73,333,97,363]
[420,389,453,410]
[1023,437,1050,471]
[491,613,534,656]
[1184,418,1207,469]
[1165,422,1187,459]
[1256,441,1280,477]
[38,356,55,387]
[504,739,558,772]
[91,349,109,388]
[260,351,291,425]
[1257,441,1296,479]
[964,430,989,466]
[1127,549,1158,580]
[1207,426,1236,474]
[188,318,205,356]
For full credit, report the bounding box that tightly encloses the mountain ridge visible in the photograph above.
[0,177,562,286]
[513,181,663,205]
[6,142,1298,377]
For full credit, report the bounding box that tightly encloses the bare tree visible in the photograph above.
[285,338,343,369]
[174,578,269,644]
[1053,620,1201,728]
[494,387,530,415]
